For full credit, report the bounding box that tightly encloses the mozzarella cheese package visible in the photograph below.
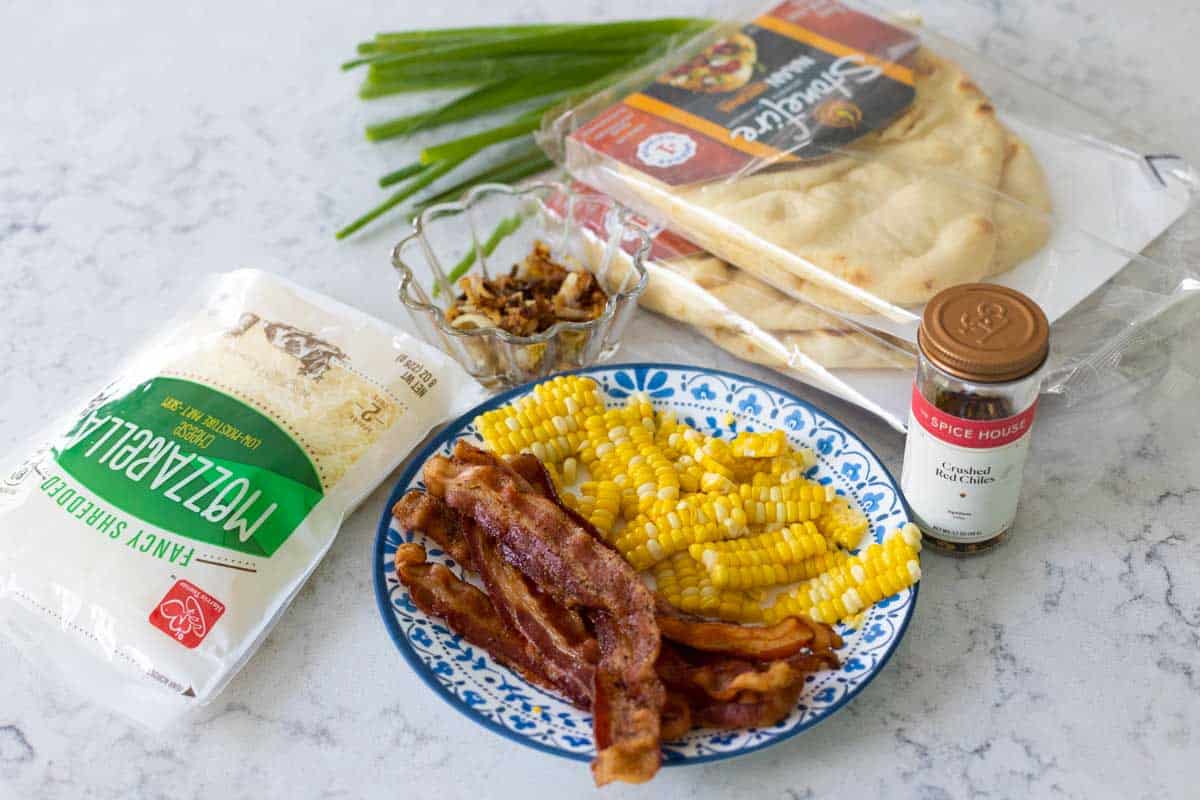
[0,269,485,727]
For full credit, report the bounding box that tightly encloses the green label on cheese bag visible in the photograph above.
[53,377,323,558]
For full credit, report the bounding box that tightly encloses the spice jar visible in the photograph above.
[900,284,1049,554]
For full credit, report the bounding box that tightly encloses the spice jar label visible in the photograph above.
[901,383,1037,543]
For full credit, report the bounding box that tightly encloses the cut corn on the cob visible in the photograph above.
[475,383,920,627]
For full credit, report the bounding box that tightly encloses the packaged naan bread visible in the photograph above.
[542,0,1199,415]
[542,179,914,428]
[0,270,485,727]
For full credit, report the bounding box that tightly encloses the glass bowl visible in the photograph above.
[392,181,650,389]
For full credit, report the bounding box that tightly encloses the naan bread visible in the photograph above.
[988,137,1052,275]
[702,326,916,372]
[597,48,1016,314]
[640,123,1050,370]
[633,47,1052,369]
[640,254,915,369]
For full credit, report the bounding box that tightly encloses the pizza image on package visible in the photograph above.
[657,33,758,94]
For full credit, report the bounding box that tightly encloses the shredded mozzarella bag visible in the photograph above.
[0,270,485,727]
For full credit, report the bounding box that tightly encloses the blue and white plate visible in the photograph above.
[373,363,917,765]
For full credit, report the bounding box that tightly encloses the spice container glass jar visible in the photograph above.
[901,284,1049,554]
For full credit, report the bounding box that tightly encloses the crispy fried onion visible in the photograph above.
[424,441,664,786]
[394,493,595,708]
[656,601,843,661]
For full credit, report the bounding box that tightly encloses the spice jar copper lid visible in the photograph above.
[918,283,1049,383]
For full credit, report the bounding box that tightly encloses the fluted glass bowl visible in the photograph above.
[393,181,650,389]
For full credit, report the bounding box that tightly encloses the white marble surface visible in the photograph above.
[2,1,1198,798]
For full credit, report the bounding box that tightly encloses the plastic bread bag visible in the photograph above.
[539,0,1200,419]
[0,269,486,728]
[540,179,915,427]
[543,174,1198,430]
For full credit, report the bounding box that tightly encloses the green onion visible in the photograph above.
[364,59,623,141]
[418,107,546,165]
[375,161,426,187]
[345,24,698,70]
[358,53,626,99]
[412,147,551,210]
[367,23,579,51]
[337,17,714,240]
[438,213,527,296]
[336,157,464,240]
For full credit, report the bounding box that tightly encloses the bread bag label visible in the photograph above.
[570,0,919,186]
[543,181,705,260]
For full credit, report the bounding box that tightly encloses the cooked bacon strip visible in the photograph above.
[392,491,474,568]
[395,489,593,650]
[505,453,610,543]
[393,544,558,693]
[659,691,693,742]
[505,453,557,496]
[656,641,838,702]
[425,442,664,786]
[395,492,596,708]
[591,613,666,784]
[459,509,597,708]
[690,682,804,730]
[656,601,843,661]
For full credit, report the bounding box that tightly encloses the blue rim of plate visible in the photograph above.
[372,362,917,766]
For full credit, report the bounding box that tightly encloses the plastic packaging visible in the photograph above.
[540,0,1200,429]
[0,270,485,728]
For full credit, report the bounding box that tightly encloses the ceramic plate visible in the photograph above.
[373,363,917,765]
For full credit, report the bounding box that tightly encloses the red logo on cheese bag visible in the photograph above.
[149,580,225,649]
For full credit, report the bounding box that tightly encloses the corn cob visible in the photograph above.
[613,503,728,570]
[765,524,922,625]
[688,520,820,557]
[708,548,849,590]
[691,521,828,570]
[475,377,918,627]
[477,375,602,462]
[730,429,788,459]
[815,494,871,550]
[652,552,764,623]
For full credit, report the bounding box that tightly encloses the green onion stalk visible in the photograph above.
[336,17,712,240]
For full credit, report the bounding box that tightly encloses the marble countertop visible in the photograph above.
[2,0,1197,797]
